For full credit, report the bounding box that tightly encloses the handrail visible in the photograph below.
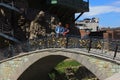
[0,2,20,12]
[0,32,21,43]
[0,36,120,62]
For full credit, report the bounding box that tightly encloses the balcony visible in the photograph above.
[50,0,89,12]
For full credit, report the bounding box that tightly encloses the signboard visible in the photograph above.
[51,0,57,4]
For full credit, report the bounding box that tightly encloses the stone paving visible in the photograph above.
[0,47,120,62]
[72,48,120,62]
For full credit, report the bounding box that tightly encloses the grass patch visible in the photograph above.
[55,59,80,73]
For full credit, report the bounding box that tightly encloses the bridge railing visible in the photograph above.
[0,36,120,61]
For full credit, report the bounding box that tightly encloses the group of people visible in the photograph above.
[55,22,70,37]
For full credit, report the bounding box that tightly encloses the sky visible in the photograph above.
[75,0,120,28]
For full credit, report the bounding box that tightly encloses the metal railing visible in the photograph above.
[0,0,20,12]
[0,36,120,61]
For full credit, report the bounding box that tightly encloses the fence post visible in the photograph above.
[113,44,118,60]
[27,39,30,51]
[66,36,69,48]
[45,36,48,48]
[88,38,92,53]
[101,39,104,54]
[8,44,14,58]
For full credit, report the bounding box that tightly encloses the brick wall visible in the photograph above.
[103,29,120,40]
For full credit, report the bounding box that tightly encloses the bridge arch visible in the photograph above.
[7,48,108,80]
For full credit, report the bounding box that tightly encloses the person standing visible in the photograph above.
[63,24,70,37]
[55,22,64,37]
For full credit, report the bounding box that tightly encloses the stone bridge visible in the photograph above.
[0,48,120,80]
[0,37,120,80]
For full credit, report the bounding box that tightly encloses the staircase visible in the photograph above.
[0,0,22,42]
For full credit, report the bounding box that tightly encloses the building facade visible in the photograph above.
[75,17,99,32]
[103,28,120,40]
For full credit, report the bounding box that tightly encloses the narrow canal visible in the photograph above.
[49,59,99,80]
